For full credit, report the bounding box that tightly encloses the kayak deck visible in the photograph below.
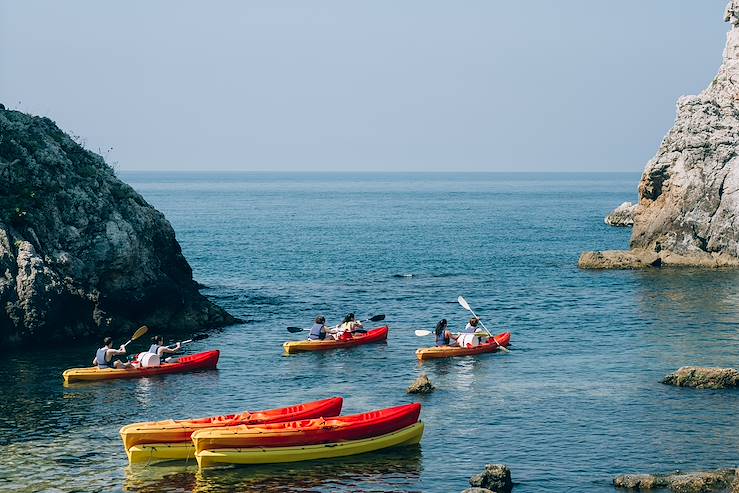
[195,421,424,468]
[283,326,389,354]
[416,332,511,360]
[63,350,219,383]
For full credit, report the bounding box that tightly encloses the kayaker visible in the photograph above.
[92,337,132,369]
[434,319,459,347]
[464,317,482,333]
[148,335,181,362]
[337,313,363,340]
[308,316,330,341]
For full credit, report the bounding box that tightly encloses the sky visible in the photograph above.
[0,1,730,172]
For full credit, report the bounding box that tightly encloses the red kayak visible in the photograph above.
[416,332,511,360]
[192,402,422,452]
[283,326,389,354]
[63,350,220,383]
[120,397,344,450]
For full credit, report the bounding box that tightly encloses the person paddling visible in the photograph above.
[435,319,459,347]
[308,316,331,341]
[93,337,132,369]
[464,317,481,333]
[148,335,181,362]
[337,313,363,340]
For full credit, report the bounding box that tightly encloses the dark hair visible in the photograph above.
[315,315,326,324]
[151,335,163,344]
[435,319,448,336]
[103,336,113,346]
[469,318,479,327]
[342,313,355,324]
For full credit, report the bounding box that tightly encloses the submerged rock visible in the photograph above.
[614,469,738,492]
[582,0,739,268]
[662,366,739,389]
[468,464,513,493]
[462,489,494,493]
[407,373,435,394]
[605,202,638,227]
[0,109,239,346]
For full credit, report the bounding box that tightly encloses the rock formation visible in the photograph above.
[0,108,238,346]
[407,373,435,394]
[614,469,738,493]
[605,202,638,227]
[465,464,513,493]
[662,366,739,389]
[581,0,739,268]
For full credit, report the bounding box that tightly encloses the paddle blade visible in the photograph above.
[414,330,432,337]
[131,325,149,341]
[457,296,471,311]
[368,314,385,322]
[287,326,305,333]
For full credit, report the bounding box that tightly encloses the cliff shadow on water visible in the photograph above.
[0,109,240,348]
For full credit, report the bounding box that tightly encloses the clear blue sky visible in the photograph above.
[0,1,728,171]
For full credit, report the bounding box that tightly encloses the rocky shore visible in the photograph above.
[0,108,239,346]
[581,0,739,269]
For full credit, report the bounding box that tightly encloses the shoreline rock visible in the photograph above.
[407,373,435,394]
[465,464,513,493]
[662,366,739,389]
[614,469,738,493]
[605,202,638,227]
[0,109,240,347]
[581,0,739,269]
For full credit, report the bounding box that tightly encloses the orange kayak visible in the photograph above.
[63,350,220,383]
[193,403,421,452]
[120,396,343,451]
[283,326,389,354]
[416,332,511,360]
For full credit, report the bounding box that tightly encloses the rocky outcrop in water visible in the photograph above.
[407,373,435,394]
[0,108,238,346]
[614,469,738,493]
[605,202,638,227]
[463,464,513,493]
[662,366,739,389]
[581,0,739,268]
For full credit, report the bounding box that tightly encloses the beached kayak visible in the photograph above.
[193,403,421,452]
[416,332,511,360]
[283,326,389,354]
[62,350,219,383]
[195,421,424,468]
[121,396,344,453]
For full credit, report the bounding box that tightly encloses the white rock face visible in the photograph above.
[605,202,637,227]
[581,0,739,268]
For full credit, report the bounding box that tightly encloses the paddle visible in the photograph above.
[457,296,510,353]
[287,314,385,333]
[122,325,149,348]
[168,333,209,349]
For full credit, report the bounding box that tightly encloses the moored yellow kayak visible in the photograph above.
[127,442,196,464]
[196,421,424,468]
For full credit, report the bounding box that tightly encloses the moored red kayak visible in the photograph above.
[416,332,511,360]
[121,396,344,453]
[63,350,220,383]
[192,403,421,452]
[283,326,389,354]
[196,421,424,468]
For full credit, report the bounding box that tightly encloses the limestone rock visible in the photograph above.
[462,489,494,493]
[614,469,738,493]
[469,464,512,493]
[0,109,239,346]
[605,201,638,227]
[578,249,661,269]
[662,366,739,389]
[407,373,435,394]
[582,0,739,268]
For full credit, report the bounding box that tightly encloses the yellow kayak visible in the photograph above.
[196,421,424,468]
[127,442,197,464]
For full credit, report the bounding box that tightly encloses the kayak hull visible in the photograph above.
[416,332,511,360]
[121,397,344,456]
[196,421,424,468]
[63,350,219,383]
[193,403,421,452]
[283,326,389,354]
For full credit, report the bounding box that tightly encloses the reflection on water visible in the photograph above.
[124,446,422,493]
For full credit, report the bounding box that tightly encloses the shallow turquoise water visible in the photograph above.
[0,172,737,492]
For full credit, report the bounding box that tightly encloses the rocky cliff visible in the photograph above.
[0,108,238,346]
[581,0,739,268]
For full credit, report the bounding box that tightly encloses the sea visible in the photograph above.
[0,172,737,493]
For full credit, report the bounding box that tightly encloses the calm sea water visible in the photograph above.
[0,172,737,493]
